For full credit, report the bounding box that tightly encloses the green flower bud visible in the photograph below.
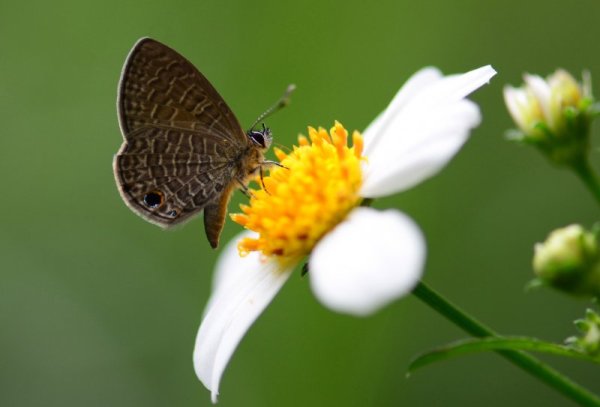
[504,70,596,166]
[565,309,600,357]
[532,225,600,297]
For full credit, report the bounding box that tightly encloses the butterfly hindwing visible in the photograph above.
[114,126,236,228]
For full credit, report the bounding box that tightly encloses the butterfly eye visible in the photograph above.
[249,131,266,147]
[143,190,164,209]
[248,127,273,149]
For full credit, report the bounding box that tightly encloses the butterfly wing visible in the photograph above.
[117,37,246,143]
[114,38,248,248]
[114,125,234,224]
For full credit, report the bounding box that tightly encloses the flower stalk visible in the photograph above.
[504,69,600,208]
[572,159,600,207]
[412,281,600,407]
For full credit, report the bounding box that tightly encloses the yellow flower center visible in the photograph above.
[231,121,364,262]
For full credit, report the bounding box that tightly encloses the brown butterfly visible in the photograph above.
[113,38,292,248]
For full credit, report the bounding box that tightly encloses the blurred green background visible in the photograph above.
[1,0,599,406]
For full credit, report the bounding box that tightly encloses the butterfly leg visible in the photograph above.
[236,180,251,197]
[235,177,257,199]
[262,160,288,170]
[253,160,289,194]
[258,165,268,193]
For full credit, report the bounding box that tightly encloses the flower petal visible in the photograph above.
[503,85,530,132]
[361,65,496,198]
[309,207,425,316]
[202,231,256,316]
[523,73,551,122]
[193,234,293,403]
[363,67,443,154]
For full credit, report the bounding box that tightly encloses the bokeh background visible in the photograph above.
[1,0,599,406]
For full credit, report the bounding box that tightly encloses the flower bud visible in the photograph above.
[504,70,595,166]
[565,309,600,357]
[533,224,600,297]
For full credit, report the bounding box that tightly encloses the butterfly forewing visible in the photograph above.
[114,38,255,248]
[118,38,246,142]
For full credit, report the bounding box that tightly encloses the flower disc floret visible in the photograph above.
[231,121,364,260]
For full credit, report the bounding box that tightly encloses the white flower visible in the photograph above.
[503,69,596,168]
[504,70,586,138]
[194,65,497,402]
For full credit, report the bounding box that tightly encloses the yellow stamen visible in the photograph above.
[231,121,364,262]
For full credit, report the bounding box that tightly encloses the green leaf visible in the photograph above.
[408,336,600,373]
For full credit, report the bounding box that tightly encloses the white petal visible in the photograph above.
[361,101,480,197]
[194,235,293,403]
[360,65,496,198]
[503,85,528,131]
[363,67,443,154]
[523,73,551,121]
[309,207,425,316]
[202,231,256,315]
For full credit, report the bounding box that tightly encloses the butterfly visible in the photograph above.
[113,38,292,248]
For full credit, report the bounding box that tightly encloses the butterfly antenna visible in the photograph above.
[250,84,296,131]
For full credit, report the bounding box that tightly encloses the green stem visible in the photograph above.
[412,281,600,407]
[572,159,600,207]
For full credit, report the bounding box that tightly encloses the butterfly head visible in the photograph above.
[247,123,272,150]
